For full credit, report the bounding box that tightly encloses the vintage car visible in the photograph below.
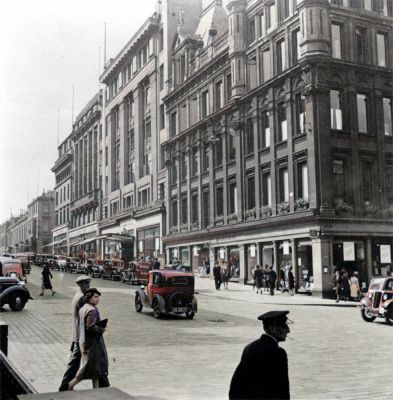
[164,263,192,272]
[66,257,83,273]
[0,257,26,282]
[86,258,104,278]
[13,254,31,275]
[39,254,53,267]
[359,276,393,325]
[0,276,32,311]
[101,259,123,281]
[51,255,67,271]
[134,270,197,319]
[121,260,153,285]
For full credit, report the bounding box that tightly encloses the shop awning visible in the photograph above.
[96,234,134,243]
[43,238,66,248]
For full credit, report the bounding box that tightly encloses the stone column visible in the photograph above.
[366,237,373,284]
[291,239,298,291]
[238,244,246,285]
[311,237,332,298]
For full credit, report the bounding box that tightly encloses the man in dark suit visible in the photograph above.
[229,310,292,400]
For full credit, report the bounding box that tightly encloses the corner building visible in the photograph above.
[162,0,393,297]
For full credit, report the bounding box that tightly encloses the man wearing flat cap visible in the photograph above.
[229,310,291,400]
[59,275,91,391]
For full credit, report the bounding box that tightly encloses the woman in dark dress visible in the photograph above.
[288,266,295,295]
[40,264,55,296]
[68,288,109,390]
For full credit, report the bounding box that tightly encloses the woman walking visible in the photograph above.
[68,288,109,390]
[40,264,55,296]
[350,271,360,301]
[288,266,295,295]
[221,262,230,290]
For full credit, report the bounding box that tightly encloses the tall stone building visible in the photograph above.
[162,0,393,297]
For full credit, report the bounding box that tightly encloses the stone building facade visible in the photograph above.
[162,0,393,297]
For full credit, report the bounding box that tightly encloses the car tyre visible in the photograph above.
[8,293,26,312]
[361,308,376,322]
[385,305,393,326]
[185,309,194,320]
[135,294,143,313]
[152,301,161,319]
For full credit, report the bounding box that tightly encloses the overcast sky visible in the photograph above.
[0,0,159,222]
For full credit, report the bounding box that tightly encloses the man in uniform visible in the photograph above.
[229,310,292,400]
[58,275,91,391]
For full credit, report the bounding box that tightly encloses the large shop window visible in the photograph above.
[330,90,343,130]
[137,225,160,259]
[331,23,342,59]
[383,97,392,136]
[357,94,369,133]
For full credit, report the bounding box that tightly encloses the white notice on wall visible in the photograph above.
[283,241,290,255]
[249,245,256,258]
[343,242,355,261]
[380,245,392,264]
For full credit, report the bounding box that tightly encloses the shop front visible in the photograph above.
[191,245,210,273]
[136,225,161,261]
[371,238,392,277]
[296,240,313,294]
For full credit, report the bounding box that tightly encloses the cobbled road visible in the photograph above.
[1,266,392,400]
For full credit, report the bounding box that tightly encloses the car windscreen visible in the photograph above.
[164,276,194,286]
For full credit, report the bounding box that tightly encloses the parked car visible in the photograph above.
[102,259,123,281]
[0,257,26,282]
[359,276,393,325]
[121,260,153,285]
[134,270,197,319]
[69,257,85,273]
[51,255,67,271]
[164,264,192,272]
[14,254,32,275]
[0,276,32,311]
[86,258,104,278]
[37,254,53,267]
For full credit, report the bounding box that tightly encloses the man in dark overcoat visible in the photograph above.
[229,310,291,400]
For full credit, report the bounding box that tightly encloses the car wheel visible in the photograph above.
[185,309,194,320]
[385,305,393,326]
[152,301,161,319]
[361,308,376,322]
[135,294,143,313]
[9,293,26,312]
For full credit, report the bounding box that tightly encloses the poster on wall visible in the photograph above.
[249,245,256,258]
[343,242,355,261]
[283,241,290,255]
[380,245,391,263]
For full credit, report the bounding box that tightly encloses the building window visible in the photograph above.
[216,185,223,216]
[276,39,286,74]
[180,152,187,181]
[202,190,209,228]
[297,162,308,201]
[262,48,271,82]
[279,168,289,203]
[266,2,277,31]
[386,165,393,202]
[333,159,346,203]
[228,181,237,214]
[383,97,392,136]
[356,27,366,63]
[228,130,236,161]
[201,90,209,118]
[160,104,165,130]
[262,172,271,207]
[181,197,187,224]
[171,199,178,227]
[215,80,223,110]
[295,93,306,135]
[280,0,290,22]
[261,110,270,148]
[248,17,256,44]
[191,147,198,177]
[292,28,301,64]
[246,175,256,210]
[259,13,265,37]
[226,74,232,102]
[277,102,287,142]
[357,94,368,133]
[331,23,342,59]
[248,55,257,90]
[170,111,177,138]
[171,163,177,184]
[159,64,164,91]
[330,90,342,130]
[191,193,198,224]
[159,29,164,52]
[179,54,186,83]
[214,136,223,167]
[362,161,374,202]
[245,119,254,155]
[377,33,387,67]
[202,142,209,172]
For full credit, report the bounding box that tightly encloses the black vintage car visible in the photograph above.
[0,277,32,311]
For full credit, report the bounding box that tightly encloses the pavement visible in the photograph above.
[1,267,392,400]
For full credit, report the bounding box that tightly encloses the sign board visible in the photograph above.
[249,245,256,258]
[193,246,199,256]
[343,242,355,261]
[219,249,225,260]
[155,238,160,251]
[380,245,391,264]
[283,241,290,255]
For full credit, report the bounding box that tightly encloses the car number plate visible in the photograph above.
[173,307,187,313]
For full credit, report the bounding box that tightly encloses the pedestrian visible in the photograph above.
[68,288,109,390]
[222,262,230,290]
[204,257,210,275]
[341,271,350,301]
[39,264,55,296]
[288,266,295,296]
[213,261,222,290]
[152,258,160,270]
[268,266,277,296]
[253,265,263,294]
[59,275,96,391]
[350,271,360,301]
[263,265,269,292]
[229,310,291,400]
[333,267,342,303]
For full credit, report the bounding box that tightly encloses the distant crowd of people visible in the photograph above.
[333,267,361,302]
[252,264,295,296]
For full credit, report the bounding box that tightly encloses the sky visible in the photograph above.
[0,0,158,222]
